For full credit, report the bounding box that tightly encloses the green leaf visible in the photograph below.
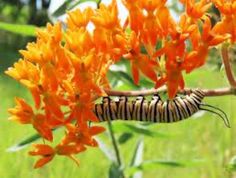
[51,1,70,17]
[96,137,116,162]
[139,77,155,88]
[107,70,123,88]
[76,0,101,4]
[155,40,162,50]
[7,128,59,152]
[126,159,204,175]
[109,70,140,89]
[112,122,171,138]
[227,155,236,172]
[130,139,144,167]
[118,133,133,144]
[129,139,144,178]
[109,163,124,178]
[140,45,148,54]
[0,22,37,36]
[7,133,41,152]
[52,0,101,17]
[68,0,102,10]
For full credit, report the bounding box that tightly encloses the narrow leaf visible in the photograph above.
[96,137,116,162]
[51,1,70,17]
[130,139,144,167]
[68,0,101,10]
[130,139,144,178]
[109,70,140,89]
[118,133,133,144]
[0,22,37,36]
[7,128,59,152]
[227,155,236,172]
[109,163,124,178]
[112,122,171,138]
[7,133,41,152]
[126,159,205,175]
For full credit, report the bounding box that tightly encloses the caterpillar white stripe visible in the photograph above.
[94,89,230,127]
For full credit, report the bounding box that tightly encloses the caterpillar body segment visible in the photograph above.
[94,89,230,127]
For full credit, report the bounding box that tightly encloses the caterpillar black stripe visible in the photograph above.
[94,89,230,127]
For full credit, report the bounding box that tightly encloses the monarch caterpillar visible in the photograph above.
[94,89,230,127]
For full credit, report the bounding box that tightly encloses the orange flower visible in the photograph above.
[201,16,229,46]
[92,0,126,60]
[139,0,166,11]
[139,0,167,48]
[5,59,39,82]
[155,6,175,38]
[66,92,99,124]
[154,38,186,98]
[65,28,94,57]
[68,52,105,95]
[67,8,93,29]
[122,0,144,33]
[212,0,236,42]
[176,14,200,49]
[43,91,64,119]
[7,0,234,169]
[61,123,105,147]
[213,0,236,15]
[29,144,55,169]
[20,41,59,92]
[20,41,54,65]
[166,68,185,99]
[180,0,212,19]
[124,32,158,85]
[22,81,42,109]
[55,144,86,166]
[36,23,62,45]
[33,114,53,141]
[8,98,33,124]
[5,59,42,109]
[8,98,53,141]
[56,144,86,158]
[183,16,229,72]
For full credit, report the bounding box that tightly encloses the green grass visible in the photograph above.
[0,67,235,178]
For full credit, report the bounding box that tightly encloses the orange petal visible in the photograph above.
[34,156,54,169]
[139,63,157,83]
[131,62,139,85]
[44,96,63,118]
[29,144,54,155]
[56,145,86,155]
[208,35,229,46]
[30,87,41,109]
[33,114,53,141]
[202,15,211,42]
[85,109,99,122]
[89,126,106,135]
[167,81,179,99]
[155,77,167,88]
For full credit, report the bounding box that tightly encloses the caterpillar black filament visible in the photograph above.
[94,89,230,127]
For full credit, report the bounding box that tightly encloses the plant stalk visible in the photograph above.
[106,118,125,178]
[104,87,236,97]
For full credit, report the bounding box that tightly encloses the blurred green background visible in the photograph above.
[0,0,236,178]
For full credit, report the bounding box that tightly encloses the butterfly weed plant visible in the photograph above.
[4,0,236,176]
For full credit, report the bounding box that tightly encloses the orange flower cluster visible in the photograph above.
[5,0,236,168]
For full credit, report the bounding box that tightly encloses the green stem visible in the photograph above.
[104,87,236,97]
[107,119,122,165]
[106,118,124,177]
[221,44,236,88]
[97,0,102,8]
